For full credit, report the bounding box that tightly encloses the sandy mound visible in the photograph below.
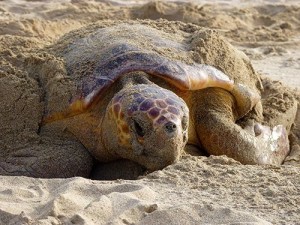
[2,155,299,224]
[0,0,300,224]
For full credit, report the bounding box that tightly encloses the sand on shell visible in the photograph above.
[0,0,300,224]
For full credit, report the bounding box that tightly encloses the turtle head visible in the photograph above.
[102,84,189,170]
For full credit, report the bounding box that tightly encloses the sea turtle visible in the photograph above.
[2,20,295,178]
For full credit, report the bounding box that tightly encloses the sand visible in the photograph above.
[0,0,300,224]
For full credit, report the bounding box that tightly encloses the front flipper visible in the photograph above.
[195,88,290,165]
[198,115,290,165]
[244,122,289,164]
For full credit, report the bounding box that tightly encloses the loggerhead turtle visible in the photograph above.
[17,20,293,178]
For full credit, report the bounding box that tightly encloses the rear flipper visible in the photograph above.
[0,136,93,178]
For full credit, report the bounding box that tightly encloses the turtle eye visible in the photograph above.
[133,120,145,137]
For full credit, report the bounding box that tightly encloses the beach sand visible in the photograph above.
[0,0,299,224]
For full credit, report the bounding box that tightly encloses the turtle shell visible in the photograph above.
[44,20,262,123]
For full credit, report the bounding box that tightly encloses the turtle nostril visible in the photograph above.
[133,120,145,137]
[165,122,177,133]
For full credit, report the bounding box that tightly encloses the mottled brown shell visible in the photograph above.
[44,22,260,123]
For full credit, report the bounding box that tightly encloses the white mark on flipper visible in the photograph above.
[270,125,285,152]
